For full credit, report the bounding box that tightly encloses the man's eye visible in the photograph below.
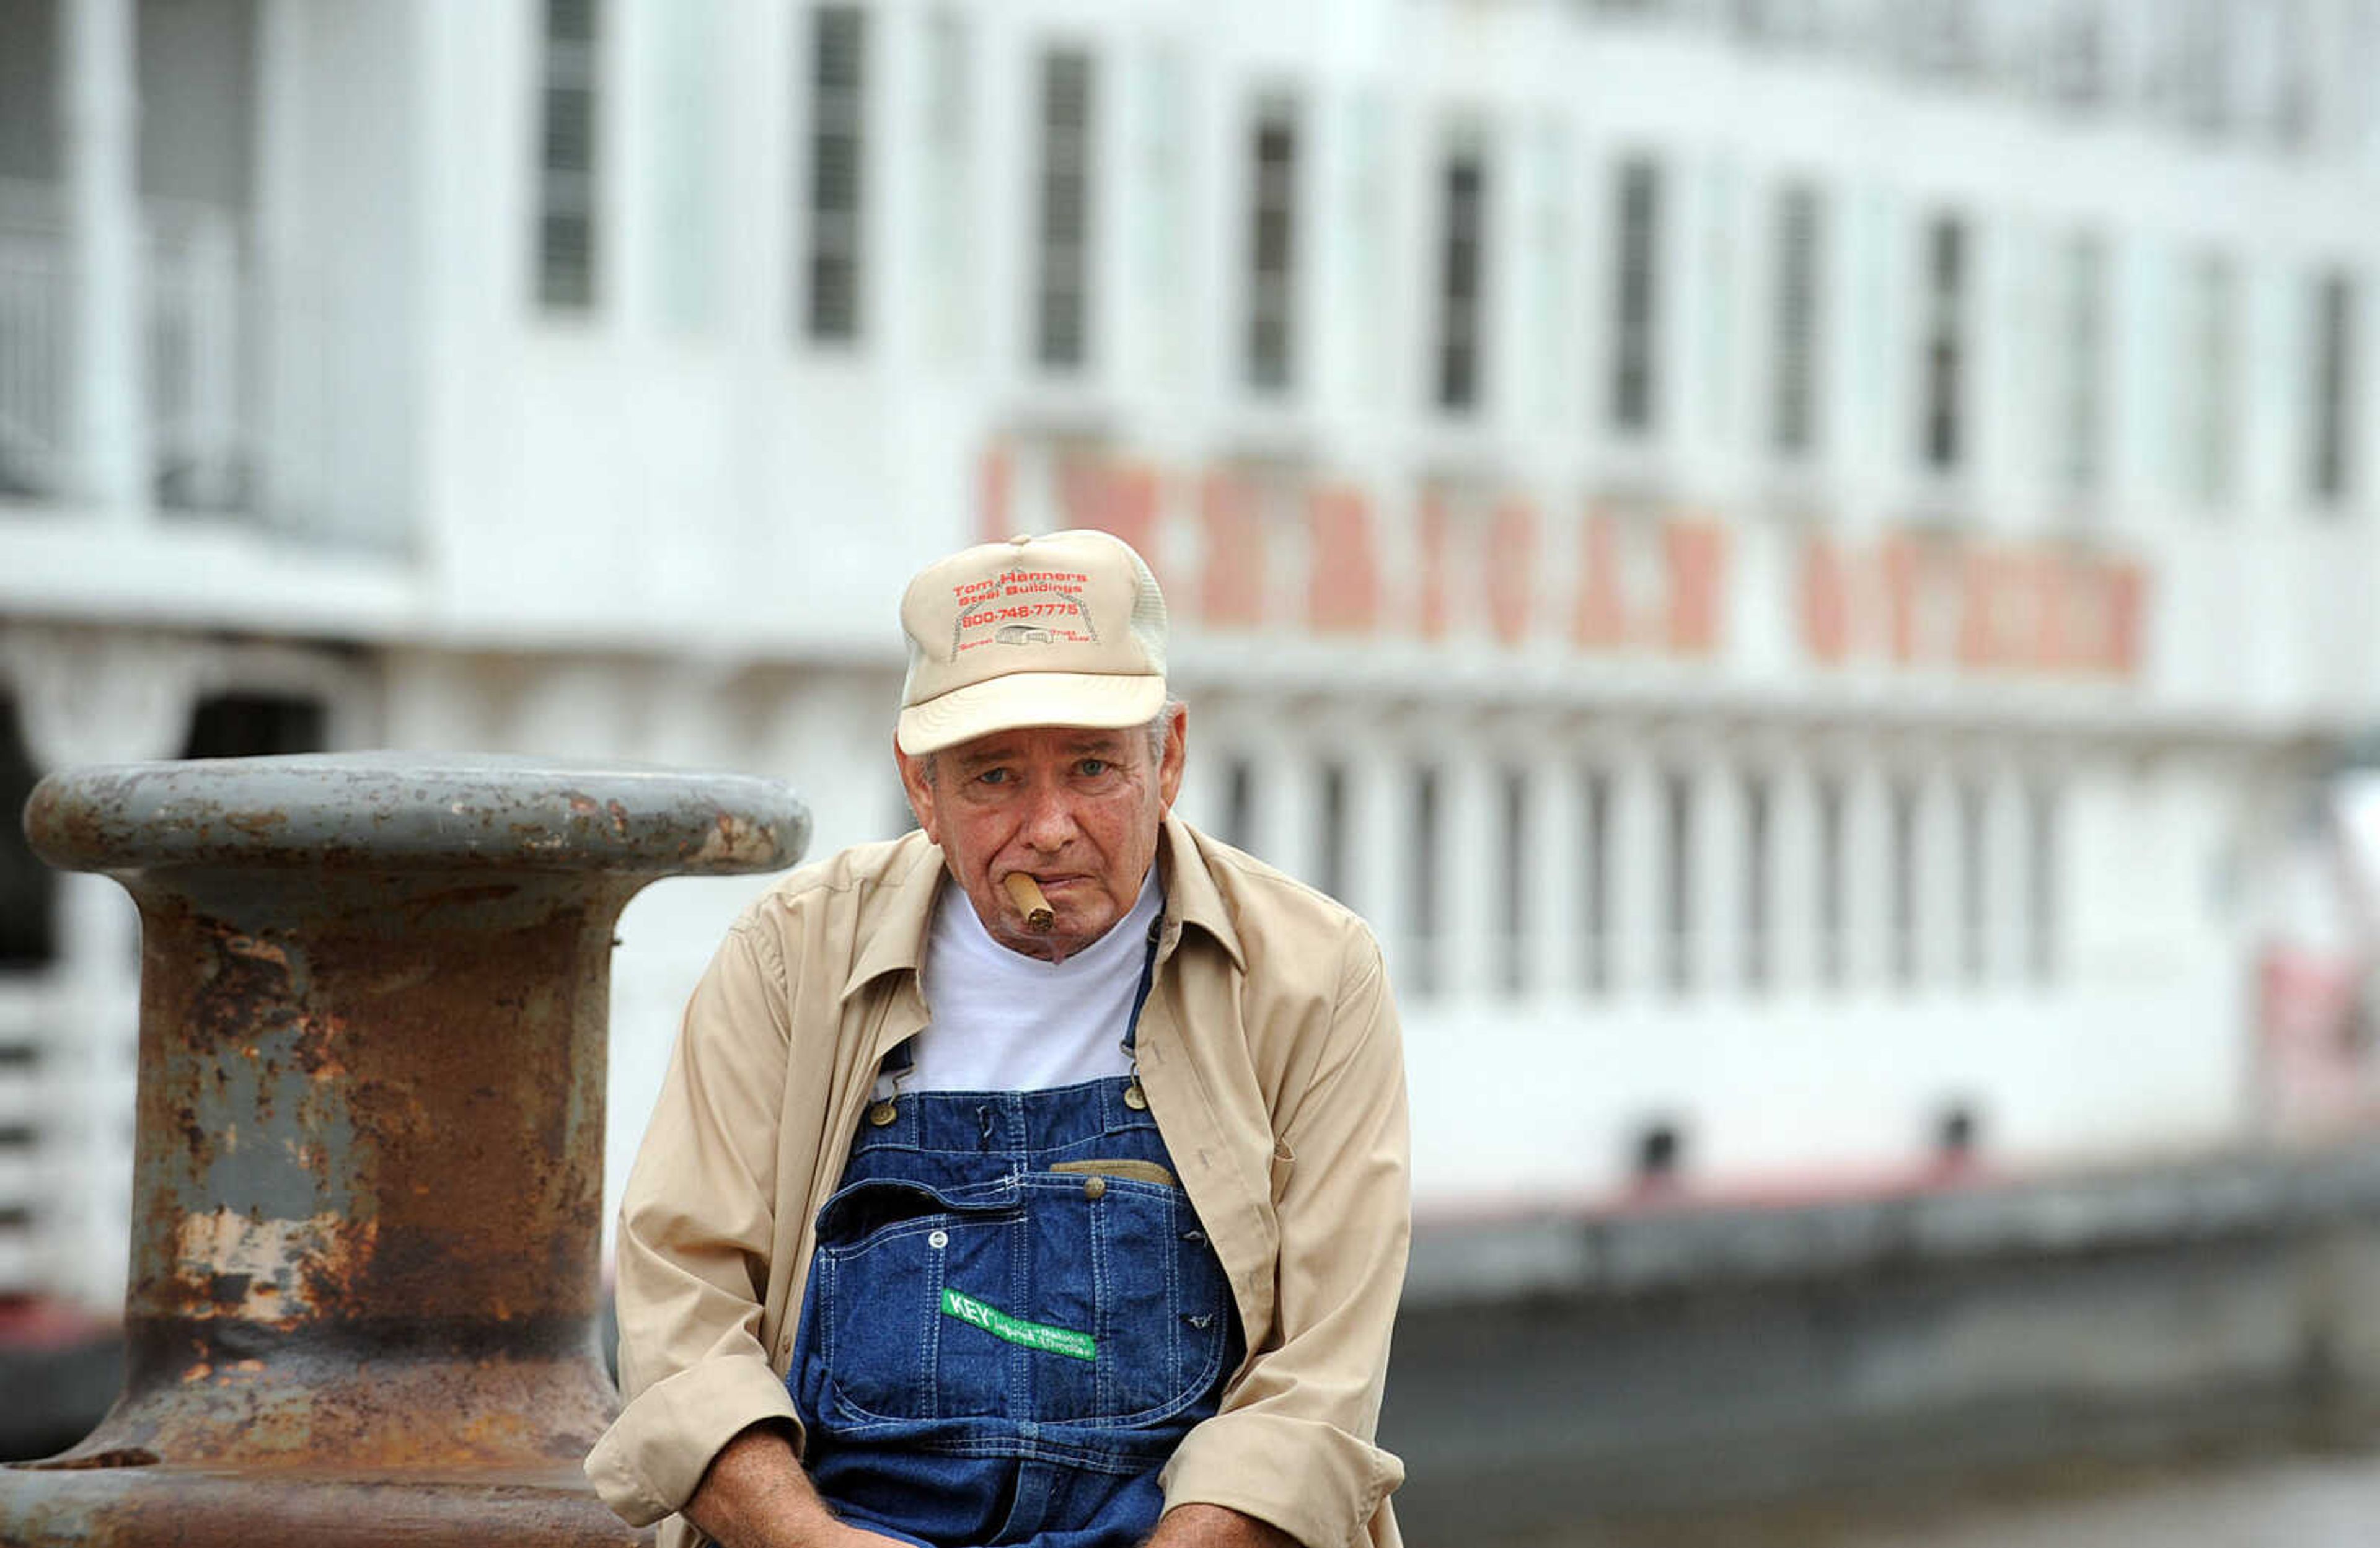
[975,768,1012,786]
[1076,759,1109,778]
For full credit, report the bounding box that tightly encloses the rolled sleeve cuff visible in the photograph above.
[1160,1410,1405,1548]
[584,1357,801,1527]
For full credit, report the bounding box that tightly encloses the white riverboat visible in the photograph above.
[1,0,2378,1312]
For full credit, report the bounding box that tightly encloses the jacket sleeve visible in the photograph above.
[585,918,804,1527]
[1160,923,1413,1548]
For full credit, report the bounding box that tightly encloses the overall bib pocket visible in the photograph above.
[809,1170,1230,1428]
[813,1176,1026,1423]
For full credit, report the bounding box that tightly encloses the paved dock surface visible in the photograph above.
[1483,1441,2380,1548]
[1836,1451,2380,1548]
[1856,1455,2380,1548]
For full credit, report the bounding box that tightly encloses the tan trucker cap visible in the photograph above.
[896,529,1170,756]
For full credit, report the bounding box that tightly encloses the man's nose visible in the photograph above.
[1020,785,1080,850]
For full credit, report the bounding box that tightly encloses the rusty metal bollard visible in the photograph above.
[1,753,808,1545]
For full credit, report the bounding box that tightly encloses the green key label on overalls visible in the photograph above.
[940,1288,1096,1361]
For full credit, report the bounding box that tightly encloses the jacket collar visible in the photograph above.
[1157,810,1246,973]
[837,810,1243,1003]
[838,833,942,1003]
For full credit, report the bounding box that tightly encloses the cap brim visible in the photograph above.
[897,672,1168,757]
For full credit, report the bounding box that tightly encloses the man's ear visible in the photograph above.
[896,739,940,845]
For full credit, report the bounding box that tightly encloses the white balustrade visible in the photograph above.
[0,178,253,512]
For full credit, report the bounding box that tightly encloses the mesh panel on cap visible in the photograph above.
[1125,545,1169,671]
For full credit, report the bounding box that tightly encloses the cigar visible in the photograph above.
[1003,872,1056,931]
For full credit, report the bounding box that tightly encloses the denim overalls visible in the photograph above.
[785,922,1243,1547]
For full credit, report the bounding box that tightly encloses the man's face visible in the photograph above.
[897,709,1186,964]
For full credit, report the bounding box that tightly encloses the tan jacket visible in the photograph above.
[586,814,1410,1548]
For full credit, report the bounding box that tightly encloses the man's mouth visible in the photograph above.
[1003,872,1057,930]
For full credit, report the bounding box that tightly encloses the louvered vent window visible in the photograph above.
[1034,49,1096,370]
[1611,158,1660,434]
[536,0,601,311]
[1771,182,1822,455]
[804,6,868,343]
[1246,102,1300,392]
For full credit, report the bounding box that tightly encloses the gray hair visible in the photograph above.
[1143,695,1184,762]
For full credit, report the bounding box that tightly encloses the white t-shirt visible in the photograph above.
[885,868,1163,1095]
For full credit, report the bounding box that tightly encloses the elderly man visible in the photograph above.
[586,530,1409,1548]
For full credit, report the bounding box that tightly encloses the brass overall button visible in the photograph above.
[1083,1176,1107,1201]
[867,1101,897,1127]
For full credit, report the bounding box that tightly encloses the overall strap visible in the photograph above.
[1122,915,1163,1053]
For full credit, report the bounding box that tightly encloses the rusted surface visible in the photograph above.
[3,754,809,1544]
[0,1466,663,1546]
